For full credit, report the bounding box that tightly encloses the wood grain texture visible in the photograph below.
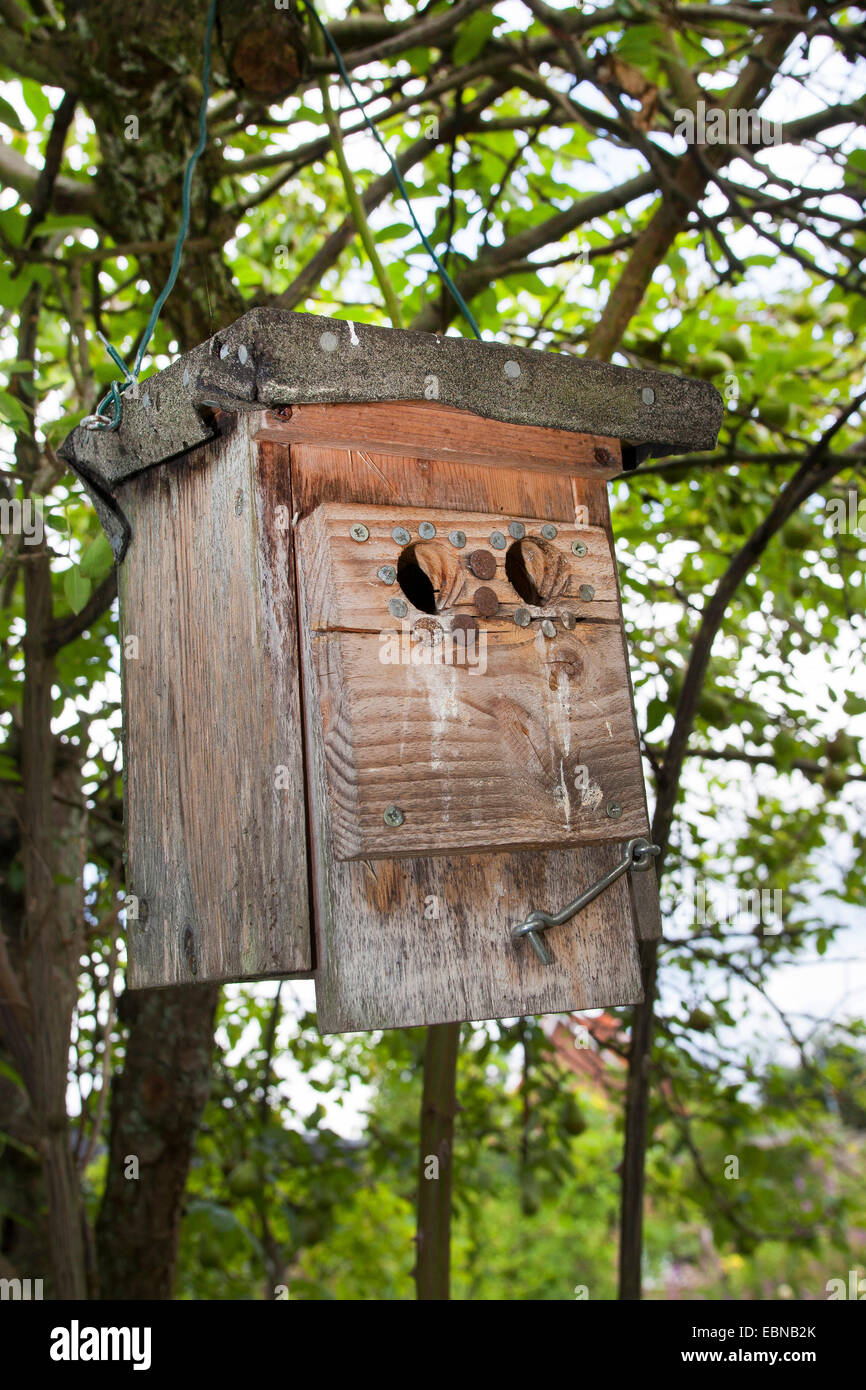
[253,400,622,477]
[572,475,663,942]
[298,500,620,629]
[117,421,312,988]
[288,435,644,1031]
[295,500,648,859]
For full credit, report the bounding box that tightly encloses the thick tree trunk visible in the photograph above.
[96,985,218,1299]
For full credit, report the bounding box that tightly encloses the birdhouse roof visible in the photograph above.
[59,308,722,544]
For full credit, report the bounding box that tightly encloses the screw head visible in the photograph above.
[571,540,588,557]
[579,584,595,601]
[561,610,577,630]
[418,520,436,540]
[514,608,532,628]
[606,802,622,819]
[508,521,525,540]
[541,619,556,638]
[449,530,466,549]
[490,530,507,550]
[377,564,397,585]
[641,386,656,405]
[541,524,557,540]
[388,597,408,619]
[350,523,369,543]
[593,445,614,467]
[392,526,411,546]
[384,805,405,828]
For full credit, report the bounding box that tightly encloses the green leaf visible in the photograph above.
[0,95,24,131]
[453,12,497,66]
[63,566,91,614]
[79,533,114,582]
[0,389,30,431]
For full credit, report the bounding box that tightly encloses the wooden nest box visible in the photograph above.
[60,310,722,1033]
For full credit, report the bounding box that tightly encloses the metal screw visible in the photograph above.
[490,530,507,550]
[320,330,339,352]
[561,610,577,630]
[593,445,614,467]
[350,523,369,543]
[504,360,521,379]
[389,597,408,619]
[392,526,411,546]
[541,619,556,638]
[541,524,557,540]
[238,344,249,365]
[219,343,231,360]
[571,540,587,557]
[384,805,405,827]
[449,530,466,549]
[514,608,531,628]
[509,521,525,540]
[579,584,595,601]
[419,520,436,540]
[641,386,655,405]
[606,802,622,819]
[377,565,397,585]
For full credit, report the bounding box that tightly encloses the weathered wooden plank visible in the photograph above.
[299,500,620,630]
[253,401,622,477]
[288,437,644,1031]
[571,474,662,941]
[117,422,312,987]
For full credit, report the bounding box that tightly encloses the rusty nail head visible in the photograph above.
[514,608,531,628]
[384,805,405,827]
[606,802,622,819]
[419,521,436,540]
[541,619,556,638]
[572,540,588,557]
[508,521,525,540]
[579,584,595,601]
[593,446,615,467]
[389,597,408,619]
[392,526,411,546]
[377,565,397,585]
[350,523,370,543]
[468,549,497,580]
[452,614,478,635]
[561,610,577,630]
[473,586,499,618]
[449,530,467,549]
[541,524,557,540]
[272,405,293,420]
[414,617,444,645]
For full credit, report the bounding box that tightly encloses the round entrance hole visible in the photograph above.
[505,536,560,607]
[395,540,455,614]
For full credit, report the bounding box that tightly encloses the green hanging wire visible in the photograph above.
[301,0,482,340]
[84,0,219,430]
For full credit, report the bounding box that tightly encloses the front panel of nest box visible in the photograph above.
[291,449,649,1034]
[116,426,313,989]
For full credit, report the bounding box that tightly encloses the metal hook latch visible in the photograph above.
[512,837,661,965]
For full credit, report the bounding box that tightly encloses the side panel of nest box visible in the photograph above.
[117,421,312,987]
[262,403,654,1033]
